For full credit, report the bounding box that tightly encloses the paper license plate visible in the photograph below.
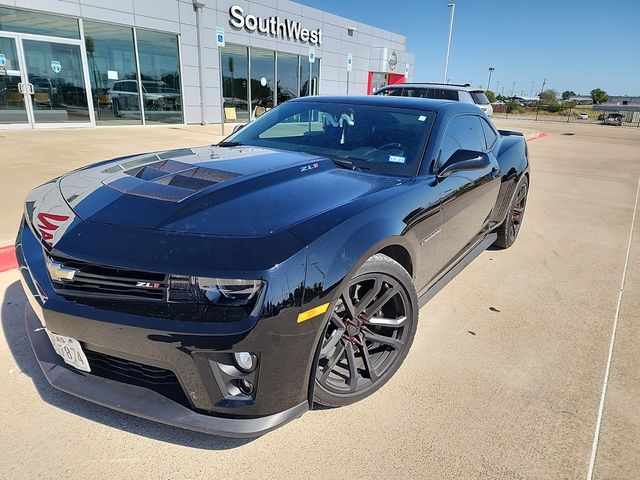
[46,330,91,372]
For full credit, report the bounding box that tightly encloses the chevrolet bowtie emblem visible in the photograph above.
[45,257,77,282]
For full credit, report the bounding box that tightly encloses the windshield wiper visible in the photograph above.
[330,157,361,171]
[217,140,243,147]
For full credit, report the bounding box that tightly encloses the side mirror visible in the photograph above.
[437,149,490,178]
[232,123,246,134]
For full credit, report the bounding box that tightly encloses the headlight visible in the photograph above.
[195,277,264,305]
[168,275,266,315]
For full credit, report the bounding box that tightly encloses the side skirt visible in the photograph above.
[418,233,497,308]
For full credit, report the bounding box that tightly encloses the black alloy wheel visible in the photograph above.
[313,254,418,407]
[495,175,529,249]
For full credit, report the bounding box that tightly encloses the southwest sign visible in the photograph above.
[229,5,323,45]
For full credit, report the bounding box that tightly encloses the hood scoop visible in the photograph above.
[105,159,241,203]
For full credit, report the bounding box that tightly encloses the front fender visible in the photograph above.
[303,216,417,309]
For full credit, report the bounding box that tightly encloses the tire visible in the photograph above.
[494,175,529,249]
[313,253,418,407]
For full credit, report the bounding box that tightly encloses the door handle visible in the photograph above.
[27,83,35,95]
[17,82,24,94]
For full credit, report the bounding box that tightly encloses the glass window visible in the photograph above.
[480,118,498,149]
[299,57,308,97]
[136,29,182,124]
[229,101,434,177]
[298,57,320,97]
[377,87,403,96]
[432,89,458,101]
[310,58,320,96]
[84,21,141,125]
[0,36,28,124]
[249,48,274,119]
[221,44,248,122]
[470,91,490,105]
[0,6,79,39]
[439,115,486,166]
[276,52,298,106]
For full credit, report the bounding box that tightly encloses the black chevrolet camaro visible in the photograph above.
[17,96,529,437]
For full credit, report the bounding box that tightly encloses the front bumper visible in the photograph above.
[16,217,326,437]
[24,306,307,437]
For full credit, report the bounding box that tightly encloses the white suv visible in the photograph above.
[374,82,493,116]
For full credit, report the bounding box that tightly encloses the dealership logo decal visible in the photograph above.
[36,212,69,243]
[229,5,323,45]
[51,60,62,74]
[388,51,398,71]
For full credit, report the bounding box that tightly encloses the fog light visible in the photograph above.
[233,352,255,372]
[238,379,254,396]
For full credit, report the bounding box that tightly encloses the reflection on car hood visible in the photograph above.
[58,145,405,237]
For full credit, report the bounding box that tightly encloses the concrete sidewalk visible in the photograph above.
[0,119,639,478]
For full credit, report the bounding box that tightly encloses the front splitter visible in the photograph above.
[24,305,308,438]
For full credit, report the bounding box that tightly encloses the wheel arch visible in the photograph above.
[305,234,417,409]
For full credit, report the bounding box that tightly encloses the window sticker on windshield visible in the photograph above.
[388,155,406,164]
[418,115,427,122]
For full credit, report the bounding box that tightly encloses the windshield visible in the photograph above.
[225,101,434,176]
[470,91,490,105]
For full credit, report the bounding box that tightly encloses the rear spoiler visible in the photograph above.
[498,129,524,137]
[498,130,524,137]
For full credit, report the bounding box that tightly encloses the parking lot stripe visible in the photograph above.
[0,245,17,273]
[586,175,640,480]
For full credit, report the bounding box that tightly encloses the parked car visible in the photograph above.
[108,79,180,114]
[602,112,624,126]
[17,96,529,437]
[576,112,589,120]
[374,82,494,116]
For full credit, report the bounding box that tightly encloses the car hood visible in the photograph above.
[57,145,404,238]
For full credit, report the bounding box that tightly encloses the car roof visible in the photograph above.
[291,95,482,114]
[379,83,484,92]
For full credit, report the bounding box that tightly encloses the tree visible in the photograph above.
[562,90,576,100]
[539,89,558,105]
[485,90,496,103]
[590,88,609,104]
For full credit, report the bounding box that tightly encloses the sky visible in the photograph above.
[297,0,640,96]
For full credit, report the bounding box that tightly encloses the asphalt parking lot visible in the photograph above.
[1,119,638,479]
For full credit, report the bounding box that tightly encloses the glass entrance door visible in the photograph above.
[22,38,90,125]
[0,35,29,126]
[0,32,92,128]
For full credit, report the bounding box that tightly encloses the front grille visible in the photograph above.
[85,349,191,407]
[45,254,252,323]
[48,254,167,302]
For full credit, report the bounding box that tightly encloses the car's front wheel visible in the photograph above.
[313,254,418,407]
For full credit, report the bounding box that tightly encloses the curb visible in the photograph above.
[0,245,17,273]
[526,132,548,142]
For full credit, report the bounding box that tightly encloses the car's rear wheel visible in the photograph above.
[313,254,418,407]
[494,175,529,249]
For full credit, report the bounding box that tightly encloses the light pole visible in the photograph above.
[529,80,535,98]
[487,67,495,91]
[510,81,516,98]
[535,78,546,120]
[495,80,500,96]
[443,3,455,84]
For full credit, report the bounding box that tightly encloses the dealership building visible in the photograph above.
[0,0,414,129]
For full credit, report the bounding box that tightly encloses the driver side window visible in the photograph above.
[438,115,486,168]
